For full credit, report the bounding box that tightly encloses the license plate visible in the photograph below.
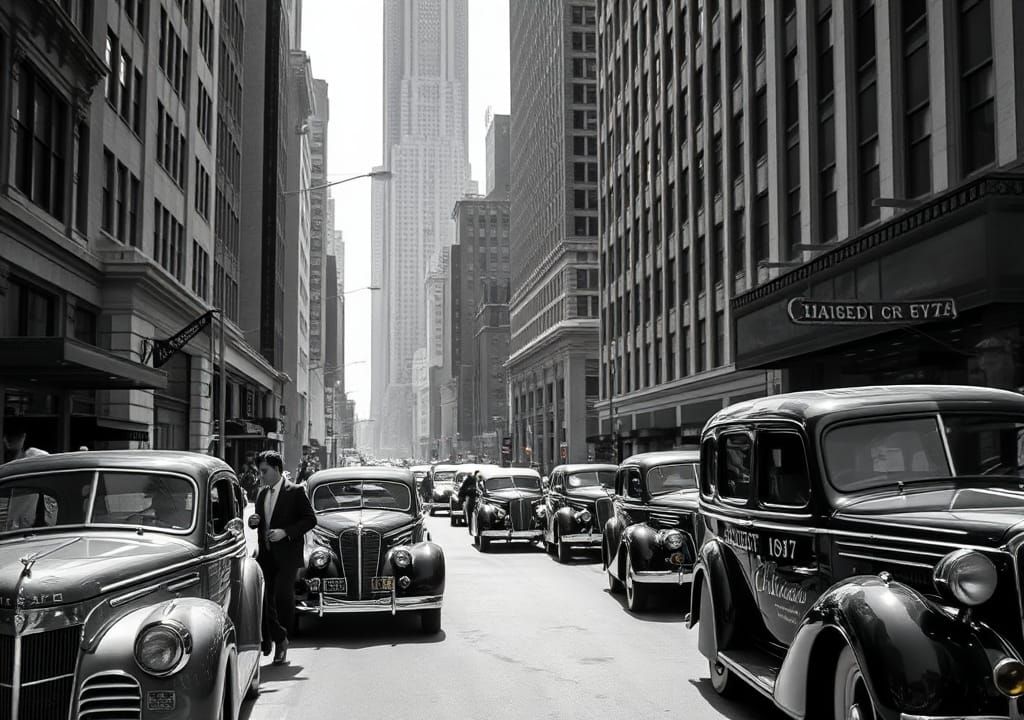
[371,576,393,591]
[323,577,346,593]
[147,691,176,711]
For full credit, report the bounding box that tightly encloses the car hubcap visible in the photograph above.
[849,705,863,720]
[625,561,634,602]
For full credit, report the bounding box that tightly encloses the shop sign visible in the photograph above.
[152,311,215,368]
[786,298,958,325]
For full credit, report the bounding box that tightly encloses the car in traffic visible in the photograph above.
[425,463,459,516]
[0,450,263,720]
[410,464,431,499]
[602,451,701,612]
[469,466,545,551]
[689,384,1024,720]
[297,467,445,633]
[539,463,617,563]
[448,463,493,526]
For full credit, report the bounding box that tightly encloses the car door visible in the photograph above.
[750,428,820,647]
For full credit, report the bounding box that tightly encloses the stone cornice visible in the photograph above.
[20,0,107,91]
[733,172,1024,312]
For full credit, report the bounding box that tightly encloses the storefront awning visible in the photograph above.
[0,338,167,390]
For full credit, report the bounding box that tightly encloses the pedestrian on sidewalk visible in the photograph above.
[251,450,315,665]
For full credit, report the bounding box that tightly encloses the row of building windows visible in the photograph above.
[101,149,140,246]
[191,240,209,300]
[104,30,144,136]
[154,199,185,282]
[198,2,215,69]
[158,6,190,101]
[194,159,210,220]
[155,101,188,185]
[196,82,213,144]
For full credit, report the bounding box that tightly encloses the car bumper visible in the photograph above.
[480,529,543,540]
[560,531,601,545]
[298,593,443,616]
[629,567,693,585]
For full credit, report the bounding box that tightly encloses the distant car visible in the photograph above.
[410,464,431,499]
[540,464,617,563]
[296,467,445,633]
[426,463,459,515]
[602,451,701,612]
[690,384,1024,719]
[0,451,263,720]
[469,466,545,551]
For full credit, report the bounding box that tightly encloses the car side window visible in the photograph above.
[700,438,717,498]
[552,471,564,493]
[625,468,643,499]
[718,433,753,502]
[209,476,236,535]
[758,432,810,508]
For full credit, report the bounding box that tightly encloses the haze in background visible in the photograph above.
[302,1,511,423]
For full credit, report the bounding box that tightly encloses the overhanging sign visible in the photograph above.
[152,310,215,368]
[787,298,958,325]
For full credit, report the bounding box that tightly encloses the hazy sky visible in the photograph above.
[302,1,511,422]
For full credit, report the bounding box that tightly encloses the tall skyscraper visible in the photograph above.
[372,0,471,457]
[508,1,601,472]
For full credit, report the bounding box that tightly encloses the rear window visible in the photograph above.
[646,464,698,495]
[823,417,951,492]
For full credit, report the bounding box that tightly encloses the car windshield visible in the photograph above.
[434,471,455,484]
[566,470,615,490]
[0,470,196,533]
[483,475,541,491]
[942,414,1024,478]
[311,480,411,512]
[647,463,699,495]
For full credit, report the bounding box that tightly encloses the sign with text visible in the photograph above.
[786,298,958,325]
[152,311,215,368]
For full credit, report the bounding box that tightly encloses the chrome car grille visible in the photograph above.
[0,625,81,720]
[650,510,683,529]
[337,529,384,600]
[509,499,533,531]
[594,497,614,532]
[76,672,142,720]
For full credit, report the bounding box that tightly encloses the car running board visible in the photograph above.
[717,649,780,699]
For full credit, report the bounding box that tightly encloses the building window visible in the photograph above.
[697,319,706,372]
[856,0,880,225]
[101,149,114,233]
[754,192,769,270]
[754,88,768,162]
[714,311,725,367]
[15,63,68,221]
[6,279,57,337]
[902,0,931,197]
[105,29,118,105]
[817,2,837,242]
[132,69,143,134]
[732,208,746,275]
[712,225,724,286]
[115,161,128,241]
[959,0,994,175]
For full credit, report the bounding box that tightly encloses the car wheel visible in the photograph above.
[624,552,650,612]
[421,608,442,634]
[555,530,570,564]
[833,645,877,720]
[605,539,624,593]
[215,670,230,720]
[478,534,490,552]
[245,658,261,701]
[708,657,740,697]
[449,513,457,526]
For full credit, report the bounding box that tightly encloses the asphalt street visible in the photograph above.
[243,512,786,720]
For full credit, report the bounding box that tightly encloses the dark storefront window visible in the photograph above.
[73,305,97,345]
[959,0,994,175]
[6,279,57,337]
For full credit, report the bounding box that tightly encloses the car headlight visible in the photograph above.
[310,547,330,569]
[574,509,592,525]
[661,530,684,551]
[933,549,997,607]
[392,548,412,569]
[134,621,192,677]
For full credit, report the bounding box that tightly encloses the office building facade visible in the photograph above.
[508,1,602,472]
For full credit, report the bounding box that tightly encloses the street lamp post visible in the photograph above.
[280,169,392,197]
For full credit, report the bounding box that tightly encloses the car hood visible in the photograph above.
[484,489,543,503]
[833,485,1024,546]
[649,489,700,512]
[566,486,612,502]
[0,532,198,607]
[315,508,414,534]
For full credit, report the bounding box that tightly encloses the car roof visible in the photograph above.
[409,465,431,472]
[551,464,618,473]
[431,464,461,472]
[620,450,701,469]
[0,450,232,482]
[306,466,414,491]
[705,384,1024,428]
[478,465,541,479]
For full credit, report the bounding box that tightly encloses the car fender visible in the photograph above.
[622,523,659,570]
[78,597,235,720]
[384,542,446,595]
[689,539,739,658]
[602,516,625,573]
[553,506,576,538]
[230,555,264,658]
[475,502,498,532]
[774,576,1018,720]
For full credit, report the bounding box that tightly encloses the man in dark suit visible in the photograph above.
[252,450,315,665]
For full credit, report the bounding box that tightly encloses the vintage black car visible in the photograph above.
[297,467,445,633]
[469,466,545,551]
[0,450,263,720]
[425,463,458,516]
[689,385,1024,720]
[448,464,491,526]
[602,451,700,612]
[540,463,617,563]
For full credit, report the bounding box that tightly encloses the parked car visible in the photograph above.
[425,463,459,516]
[540,463,617,563]
[0,450,263,720]
[410,464,431,499]
[469,466,545,551]
[689,384,1024,720]
[296,467,444,633]
[602,451,701,612]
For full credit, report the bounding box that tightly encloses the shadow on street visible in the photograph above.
[290,611,447,649]
[544,547,602,565]
[475,540,547,554]
[688,678,789,720]
[603,586,688,623]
